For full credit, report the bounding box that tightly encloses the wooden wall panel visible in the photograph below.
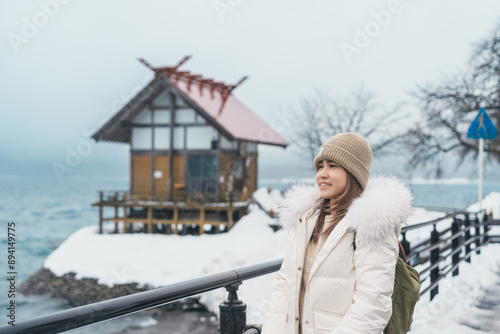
[220,153,233,196]
[246,153,258,194]
[173,155,184,186]
[154,155,169,197]
[132,155,152,195]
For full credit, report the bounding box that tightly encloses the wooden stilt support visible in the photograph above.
[112,191,119,233]
[200,208,205,235]
[123,206,128,233]
[99,191,103,234]
[92,190,249,236]
[147,207,153,234]
[114,206,119,234]
[173,206,179,234]
[227,208,234,230]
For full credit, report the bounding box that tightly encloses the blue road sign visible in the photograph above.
[467,108,497,139]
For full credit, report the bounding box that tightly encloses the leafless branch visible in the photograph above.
[404,24,500,172]
[286,86,409,160]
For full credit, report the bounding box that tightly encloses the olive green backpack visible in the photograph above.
[354,238,420,334]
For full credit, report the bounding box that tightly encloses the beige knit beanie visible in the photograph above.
[313,133,373,190]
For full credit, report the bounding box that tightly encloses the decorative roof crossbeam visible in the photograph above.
[138,56,248,114]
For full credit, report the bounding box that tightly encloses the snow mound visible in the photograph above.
[467,192,500,219]
[252,187,282,214]
[410,244,500,333]
[43,205,282,289]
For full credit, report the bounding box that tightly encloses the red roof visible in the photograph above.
[142,57,289,148]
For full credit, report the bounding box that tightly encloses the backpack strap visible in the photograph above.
[398,241,407,263]
[353,234,407,263]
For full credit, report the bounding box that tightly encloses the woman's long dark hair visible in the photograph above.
[311,171,363,243]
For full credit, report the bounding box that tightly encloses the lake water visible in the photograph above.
[1,177,499,333]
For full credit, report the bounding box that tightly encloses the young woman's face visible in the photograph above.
[315,159,348,200]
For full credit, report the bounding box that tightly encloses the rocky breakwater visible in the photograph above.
[20,268,205,311]
[20,268,152,307]
[19,268,219,333]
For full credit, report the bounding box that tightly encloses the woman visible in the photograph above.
[262,133,413,334]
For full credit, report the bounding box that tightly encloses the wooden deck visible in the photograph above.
[92,191,249,235]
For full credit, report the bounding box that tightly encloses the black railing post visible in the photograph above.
[400,232,411,263]
[483,211,490,244]
[430,224,440,301]
[219,282,247,334]
[474,212,481,255]
[451,217,461,276]
[464,214,471,263]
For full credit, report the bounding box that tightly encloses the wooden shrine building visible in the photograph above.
[91,56,289,234]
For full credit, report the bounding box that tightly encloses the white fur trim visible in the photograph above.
[278,185,319,231]
[277,176,414,244]
[347,175,414,246]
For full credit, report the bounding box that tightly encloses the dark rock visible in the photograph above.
[20,268,200,311]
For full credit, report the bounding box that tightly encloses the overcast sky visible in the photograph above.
[2,0,500,184]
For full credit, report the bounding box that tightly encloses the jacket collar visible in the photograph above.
[278,175,414,247]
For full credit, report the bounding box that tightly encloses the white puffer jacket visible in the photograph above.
[262,176,413,334]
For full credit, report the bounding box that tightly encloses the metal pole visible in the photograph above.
[479,138,484,211]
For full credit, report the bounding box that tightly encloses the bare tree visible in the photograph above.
[287,86,408,161]
[405,25,500,176]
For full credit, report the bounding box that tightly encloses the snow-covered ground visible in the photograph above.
[43,189,500,332]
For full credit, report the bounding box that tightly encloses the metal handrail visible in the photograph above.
[401,210,469,232]
[0,260,282,334]
[419,239,491,296]
[403,214,487,260]
[243,324,263,334]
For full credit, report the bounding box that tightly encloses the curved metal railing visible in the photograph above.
[0,260,281,334]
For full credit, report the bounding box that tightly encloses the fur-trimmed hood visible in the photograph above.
[278,175,414,244]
